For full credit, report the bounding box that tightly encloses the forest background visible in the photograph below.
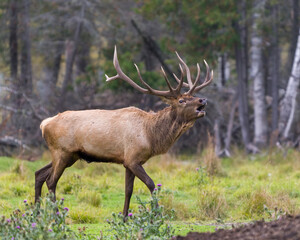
[0,0,299,157]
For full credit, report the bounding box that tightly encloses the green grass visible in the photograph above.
[0,149,300,237]
[70,222,215,238]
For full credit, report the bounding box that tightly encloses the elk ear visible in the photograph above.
[159,96,174,105]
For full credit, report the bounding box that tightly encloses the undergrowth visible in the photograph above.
[0,194,100,240]
[0,149,299,228]
[108,185,175,240]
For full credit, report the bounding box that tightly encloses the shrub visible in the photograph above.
[60,174,82,195]
[69,207,98,224]
[11,184,30,197]
[0,194,100,240]
[202,133,221,176]
[242,189,295,219]
[107,185,175,240]
[10,162,27,177]
[78,190,102,208]
[159,190,191,220]
[243,189,271,218]
[196,166,209,186]
[197,185,227,220]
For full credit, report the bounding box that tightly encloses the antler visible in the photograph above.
[174,53,214,95]
[105,46,213,97]
[105,46,184,98]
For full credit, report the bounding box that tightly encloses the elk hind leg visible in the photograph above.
[46,151,76,201]
[35,163,52,203]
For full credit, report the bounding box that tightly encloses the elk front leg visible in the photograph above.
[127,164,155,195]
[123,168,135,217]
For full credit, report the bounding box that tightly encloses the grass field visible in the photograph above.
[0,148,300,237]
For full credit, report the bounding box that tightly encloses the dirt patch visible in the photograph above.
[175,215,300,240]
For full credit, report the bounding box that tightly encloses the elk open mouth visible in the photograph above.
[196,104,206,112]
[196,104,207,116]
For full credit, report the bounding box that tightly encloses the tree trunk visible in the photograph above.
[234,0,250,149]
[19,0,32,95]
[271,3,280,134]
[51,44,64,87]
[286,0,299,80]
[214,119,221,156]
[225,95,238,151]
[217,54,227,89]
[250,0,267,147]
[278,28,300,140]
[9,0,18,83]
[39,43,63,109]
[58,3,85,111]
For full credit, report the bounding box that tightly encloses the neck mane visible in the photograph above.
[145,106,195,156]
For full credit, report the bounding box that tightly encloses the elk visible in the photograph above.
[35,46,213,217]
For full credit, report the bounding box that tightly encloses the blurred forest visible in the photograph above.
[0,0,299,158]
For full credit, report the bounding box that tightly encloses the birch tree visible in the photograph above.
[278,28,300,140]
[250,0,267,146]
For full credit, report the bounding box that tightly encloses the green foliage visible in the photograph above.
[0,194,102,240]
[108,186,175,240]
[137,0,238,63]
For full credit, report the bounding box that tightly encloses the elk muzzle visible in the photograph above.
[196,98,207,117]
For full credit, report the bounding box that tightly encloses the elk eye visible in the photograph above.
[179,99,185,104]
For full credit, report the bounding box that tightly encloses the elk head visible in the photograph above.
[105,46,213,123]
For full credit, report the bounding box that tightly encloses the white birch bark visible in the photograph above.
[217,55,223,89]
[250,0,267,146]
[279,28,300,139]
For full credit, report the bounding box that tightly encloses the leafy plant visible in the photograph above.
[0,194,100,240]
[107,185,175,240]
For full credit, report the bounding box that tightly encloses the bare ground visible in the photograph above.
[175,215,300,240]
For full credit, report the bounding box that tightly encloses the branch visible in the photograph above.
[0,85,48,121]
[131,19,176,82]
[0,136,31,151]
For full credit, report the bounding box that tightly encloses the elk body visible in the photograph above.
[35,47,213,217]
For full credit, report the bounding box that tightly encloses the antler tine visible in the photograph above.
[106,46,179,98]
[134,63,155,92]
[193,60,214,92]
[106,46,148,94]
[174,64,189,88]
[161,66,175,93]
[175,52,193,89]
[187,63,201,95]
[173,64,186,93]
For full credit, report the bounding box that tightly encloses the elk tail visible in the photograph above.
[40,116,57,138]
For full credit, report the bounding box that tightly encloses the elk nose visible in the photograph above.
[199,98,207,104]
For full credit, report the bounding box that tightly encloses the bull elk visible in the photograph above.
[35,46,213,217]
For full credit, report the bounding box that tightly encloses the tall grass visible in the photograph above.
[0,149,300,225]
